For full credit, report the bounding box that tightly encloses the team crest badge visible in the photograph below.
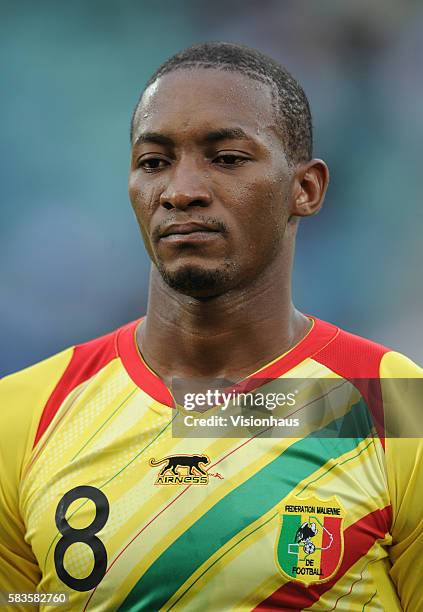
[275,495,345,585]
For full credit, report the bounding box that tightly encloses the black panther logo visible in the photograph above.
[149,454,210,477]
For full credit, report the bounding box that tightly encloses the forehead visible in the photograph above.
[132,68,279,144]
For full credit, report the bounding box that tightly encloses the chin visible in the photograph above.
[157,261,238,298]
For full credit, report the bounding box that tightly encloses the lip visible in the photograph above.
[160,222,220,238]
[160,230,220,244]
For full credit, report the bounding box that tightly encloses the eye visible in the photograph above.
[213,153,249,167]
[137,157,170,172]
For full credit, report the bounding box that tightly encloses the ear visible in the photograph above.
[290,159,329,218]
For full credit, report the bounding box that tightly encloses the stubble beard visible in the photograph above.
[155,259,239,298]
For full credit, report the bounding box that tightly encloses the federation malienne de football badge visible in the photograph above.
[275,495,345,586]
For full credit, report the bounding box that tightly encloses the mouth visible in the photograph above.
[159,222,221,243]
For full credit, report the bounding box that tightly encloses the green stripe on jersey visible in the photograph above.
[119,398,373,611]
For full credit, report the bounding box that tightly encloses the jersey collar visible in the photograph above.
[116,315,339,408]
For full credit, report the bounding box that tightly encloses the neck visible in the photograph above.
[137,246,311,386]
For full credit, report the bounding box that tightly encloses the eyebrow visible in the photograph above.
[203,127,252,143]
[134,127,252,148]
[134,132,174,147]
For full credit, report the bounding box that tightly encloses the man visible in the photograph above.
[0,42,421,611]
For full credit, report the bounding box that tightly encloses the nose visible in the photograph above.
[159,157,212,211]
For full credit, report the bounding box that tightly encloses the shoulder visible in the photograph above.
[0,347,74,508]
[0,347,74,450]
[0,323,126,467]
[311,317,422,378]
[0,325,120,415]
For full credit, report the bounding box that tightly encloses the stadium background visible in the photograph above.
[1,0,422,376]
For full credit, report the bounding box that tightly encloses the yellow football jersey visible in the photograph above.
[0,316,422,611]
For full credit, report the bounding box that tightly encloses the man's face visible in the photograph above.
[129,68,295,298]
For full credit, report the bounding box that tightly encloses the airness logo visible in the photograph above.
[276,495,345,586]
[149,454,210,485]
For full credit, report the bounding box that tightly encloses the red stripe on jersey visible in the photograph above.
[117,318,174,407]
[32,330,118,447]
[245,315,339,382]
[116,316,339,407]
[254,504,392,611]
[312,328,390,448]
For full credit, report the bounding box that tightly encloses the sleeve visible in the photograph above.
[0,349,73,595]
[381,351,423,611]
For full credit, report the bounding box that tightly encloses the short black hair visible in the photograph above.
[131,42,313,165]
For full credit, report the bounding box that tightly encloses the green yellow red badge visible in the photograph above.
[276,495,345,586]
